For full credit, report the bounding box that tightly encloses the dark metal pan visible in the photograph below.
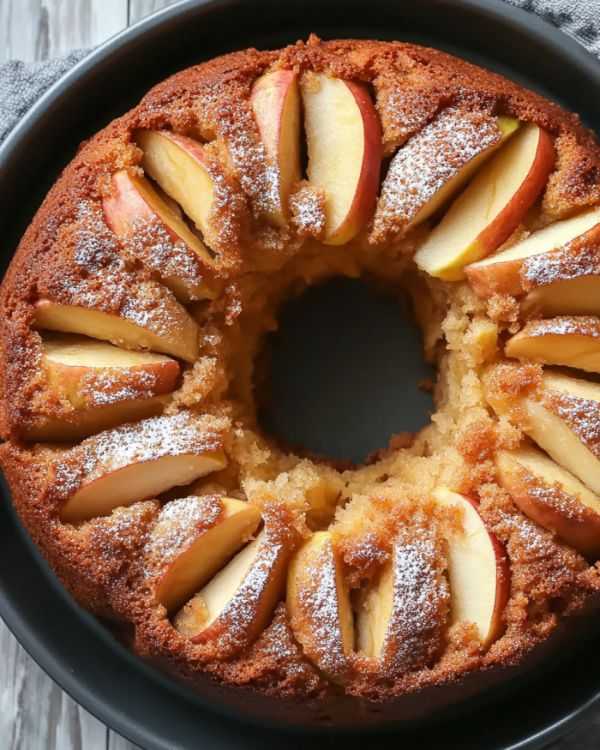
[2,0,600,747]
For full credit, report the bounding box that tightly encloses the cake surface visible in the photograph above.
[3,36,600,724]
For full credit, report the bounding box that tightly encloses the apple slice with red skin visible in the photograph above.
[26,397,170,442]
[496,447,600,558]
[25,334,179,441]
[434,488,510,648]
[137,130,223,252]
[416,124,555,280]
[465,207,600,298]
[250,70,301,227]
[34,283,200,364]
[103,170,215,302]
[147,496,261,614]
[485,368,600,496]
[54,412,227,523]
[174,516,296,656]
[287,530,354,683]
[302,73,382,245]
[505,316,600,374]
[372,109,519,240]
[508,372,600,496]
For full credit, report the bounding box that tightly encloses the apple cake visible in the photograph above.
[3,36,600,725]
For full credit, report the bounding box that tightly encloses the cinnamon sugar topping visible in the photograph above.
[144,495,223,571]
[371,107,502,242]
[52,412,223,501]
[381,536,449,675]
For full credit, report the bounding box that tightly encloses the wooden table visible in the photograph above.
[0,1,599,747]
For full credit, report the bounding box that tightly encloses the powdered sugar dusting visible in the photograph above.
[377,86,440,151]
[519,316,600,340]
[207,536,286,654]
[290,185,326,239]
[122,219,211,302]
[293,535,350,680]
[382,536,449,675]
[545,390,600,458]
[202,162,247,259]
[52,411,223,501]
[144,495,222,572]
[261,608,309,677]
[522,240,600,289]
[221,104,280,221]
[80,367,162,407]
[372,107,501,241]
[523,469,588,522]
[500,510,560,561]
[44,202,187,339]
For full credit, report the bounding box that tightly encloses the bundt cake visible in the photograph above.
[3,35,600,726]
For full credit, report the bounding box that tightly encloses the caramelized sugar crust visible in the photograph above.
[2,37,600,719]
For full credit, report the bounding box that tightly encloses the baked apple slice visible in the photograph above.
[103,170,215,302]
[174,516,295,655]
[372,109,518,239]
[250,70,301,226]
[137,130,223,252]
[523,276,600,317]
[54,412,227,523]
[496,447,600,557]
[25,334,179,441]
[487,370,600,496]
[434,488,510,647]
[146,496,261,613]
[302,73,382,245]
[415,124,555,280]
[34,282,199,363]
[505,316,600,374]
[356,535,448,674]
[287,531,354,683]
[465,207,600,298]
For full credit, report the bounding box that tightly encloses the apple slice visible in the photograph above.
[523,276,600,317]
[434,488,510,647]
[302,73,382,245]
[496,447,600,557]
[25,334,179,440]
[506,316,600,373]
[356,535,448,674]
[372,109,518,240]
[137,130,224,252]
[34,281,199,363]
[54,412,227,523]
[487,371,600,496]
[415,124,555,280]
[465,207,600,297]
[287,531,354,683]
[250,70,301,226]
[26,398,170,442]
[525,372,600,495]
[147,496,261,613]
[174,519,295,655]
[103,170,215,302]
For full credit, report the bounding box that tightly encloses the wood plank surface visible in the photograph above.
[0,0,596,747]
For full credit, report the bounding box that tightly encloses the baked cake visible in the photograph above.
[3,36,600,726]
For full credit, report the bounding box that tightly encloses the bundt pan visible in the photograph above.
[3,0,600,747]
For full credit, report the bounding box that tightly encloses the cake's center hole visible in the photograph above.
[259,277,435,465]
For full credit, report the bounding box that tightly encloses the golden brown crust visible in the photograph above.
[2,36,600,720]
